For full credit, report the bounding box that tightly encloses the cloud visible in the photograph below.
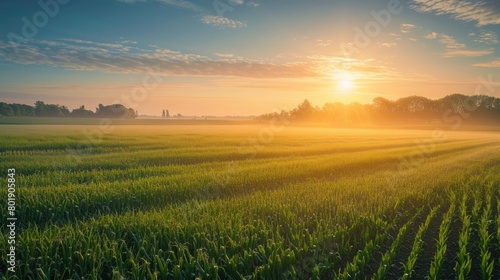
[424,32,438,39]
[400,23,417,33]
[439,34,494,57]
[0,38,405,81]
[380,43,397,48]
[116,0,204,13]
[200,15,246,28]
[426,33,494,57]
[470,30,499,44]
[58,38,130,51]
[116,0,203,12]
[229,0,244,5]
[473,58,500,68]
[411,0,500,26]
[121,40,138,45]
[117,0,251,29]
[0,39,319,79]
[246,2,260,7]
[317,39,333,47]
[307,56,398,79]
[157,0,203,12]
[438,34,466,50]
[214,53,235,58]
[443,49,494,58]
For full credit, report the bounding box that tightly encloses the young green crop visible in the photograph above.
[401,206,439,280]
[427,194,456,280]
[478,190,494,280]
[336,218,390,279]
[372,210,420,280]
[454,195,472,280]
[1,125,500,279]
[497,199,500,253]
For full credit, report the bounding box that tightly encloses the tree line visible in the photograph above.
[161,109,183,118]
[0,101,138,118]
[257,94,500,126]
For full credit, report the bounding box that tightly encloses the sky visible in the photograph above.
[0,0,499,116]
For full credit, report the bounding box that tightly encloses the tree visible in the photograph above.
[34,101,45,116]
[291,99,315,120]
[162,110,166,118]
[166,110,170,118]
[33,101,68,117]
[95,104,137,118]
[372,97,394,113]
[0,102,13,116]
[11,103,35,116]
[70,105,95,118]
[387,96,432,119]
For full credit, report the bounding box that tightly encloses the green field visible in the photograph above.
[1,123,500,279]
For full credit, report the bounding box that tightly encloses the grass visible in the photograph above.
[1,123,500,279]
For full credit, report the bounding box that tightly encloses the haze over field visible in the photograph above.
[1,0,499,116]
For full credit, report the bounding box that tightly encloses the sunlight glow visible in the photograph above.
[337,73,355,92]
[340,79,353,91]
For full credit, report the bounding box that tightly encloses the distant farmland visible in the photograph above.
[1,124,499,279]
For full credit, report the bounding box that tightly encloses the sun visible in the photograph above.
[339,79,353,91]
[333,72,356,93]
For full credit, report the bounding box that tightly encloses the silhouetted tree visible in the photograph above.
[290,99,315,120]
[11,103,35,116]
[95,104,136,118]
[70,105,95,118]
[0,102,14,116]
[33,101,69,117]
[257,94,500,126]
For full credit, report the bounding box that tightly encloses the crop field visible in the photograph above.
[1,123,500,279]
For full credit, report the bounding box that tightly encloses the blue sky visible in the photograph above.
[0,0,499,115]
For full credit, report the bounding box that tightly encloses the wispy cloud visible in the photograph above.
[380,42,397,48]
[411,0,500,26]
[58,38,130,51]
[157,0,203,12]
[438,34,465,50]
[470,30,499,44]
[473,58,500,68]
[117,0,203,12]
[316,39,333,47]
[116,0,146,2]
[246,2,260,7]
[214,53,235,58]
[424,32,437,39]
[443,49,494,58]
[117,0,248,28]
[200,15,246,28]
[0,38,409,81]
[0,39,319,78]
[121,40,138,45]
[307,56,404,82]
[424,32,494,57]
[400,23,417,34]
